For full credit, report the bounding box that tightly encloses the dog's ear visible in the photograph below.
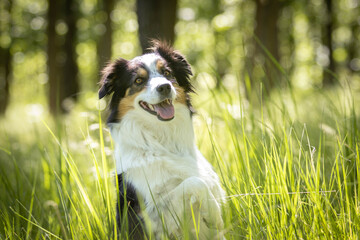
[151,40,194,93]
[99,58,128,99]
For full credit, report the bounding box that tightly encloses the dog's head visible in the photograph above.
[99,41,194,124]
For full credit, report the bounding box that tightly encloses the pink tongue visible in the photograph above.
[154,102,175,120]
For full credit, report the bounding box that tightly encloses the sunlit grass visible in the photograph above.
[0,80,359,239]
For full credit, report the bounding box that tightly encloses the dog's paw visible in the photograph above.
[202,197,223,229]
[182,177,224,229]
[181,177,209,202]
[201,200,223,230]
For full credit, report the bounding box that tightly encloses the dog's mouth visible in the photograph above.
[139,99,174,121]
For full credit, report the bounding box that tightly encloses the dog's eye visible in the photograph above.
[163,70,172,78]
[134,78,143,85]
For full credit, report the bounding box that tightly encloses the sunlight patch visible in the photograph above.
[26,103,44,121]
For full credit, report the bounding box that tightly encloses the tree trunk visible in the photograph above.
[254,0,281,90]
[211,0,229,89]
[0,46,11,115]
[322,0,335,86]
[47,0,79,114]
[97,0,114,71]
[47,0,60,114]
[136,0,177,53]
[62,0,79,105]
[0,0,13,115]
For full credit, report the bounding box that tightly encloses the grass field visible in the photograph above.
[0,79,359,239]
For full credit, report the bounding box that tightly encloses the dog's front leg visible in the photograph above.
[174,176,223,229]
[149,176,223,238]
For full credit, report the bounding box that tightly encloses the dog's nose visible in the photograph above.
[156,83,171,96]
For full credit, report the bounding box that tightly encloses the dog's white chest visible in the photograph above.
[126,151,199,202]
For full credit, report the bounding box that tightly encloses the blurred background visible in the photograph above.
[1,1,360,239]
[0,0,359,116]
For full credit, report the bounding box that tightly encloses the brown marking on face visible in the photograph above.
[125,67,149,96]
[117,90,144,119]
[175,85,187,105]
[156,59,166,73]
[124,88,130,97]
[137,67,148,79]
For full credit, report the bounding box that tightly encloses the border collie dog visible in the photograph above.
[99,41,225,239]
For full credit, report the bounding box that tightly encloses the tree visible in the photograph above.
[254,0,282,91]
[136,0,177,53]
[97,0,114,71]
[47,0,79,114]
[0,0,12,115]
[322,0,335,86]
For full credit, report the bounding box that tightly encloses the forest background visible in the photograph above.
[0,0,360,239]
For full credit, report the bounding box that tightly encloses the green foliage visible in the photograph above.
[1,79,359,239]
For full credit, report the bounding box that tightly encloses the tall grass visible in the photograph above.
[0,79,359,239]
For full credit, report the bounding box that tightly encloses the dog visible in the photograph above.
[99,41,225,239]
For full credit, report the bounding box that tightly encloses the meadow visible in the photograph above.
[1,71,359,239]
[1,0,360,238]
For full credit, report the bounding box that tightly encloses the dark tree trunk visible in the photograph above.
[0,46,11,115]
[322,0,335,86]
[47,0,79,114]
[62,0,79,105]
[0,0,12,115]
[47,0,60,114]
[254,0,281,90]
[136,0,177,53]
[97,0,114,71]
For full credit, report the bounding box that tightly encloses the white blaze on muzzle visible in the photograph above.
[148,77,175,96]
[137,77,177,121]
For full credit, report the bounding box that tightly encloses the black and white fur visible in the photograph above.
[99,41,225,239]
